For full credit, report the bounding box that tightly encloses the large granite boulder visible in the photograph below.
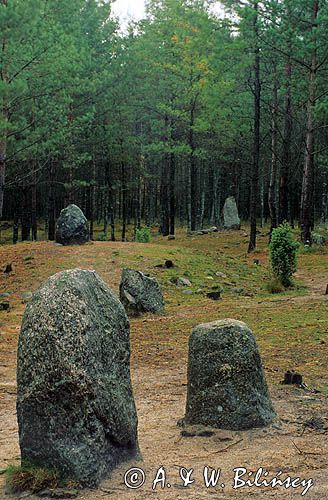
[184,319,275,430]
[17,269,139,487]
[55,204,90,245]
[223,197,240,230]
[120,268,164,317]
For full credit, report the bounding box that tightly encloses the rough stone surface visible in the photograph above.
[17,269,139,487]
[55,204,90,245]
[185,319,275,430]
[120,268,164,316]
[223,197,241,230]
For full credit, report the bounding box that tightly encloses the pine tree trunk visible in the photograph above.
[269,63,278,235]
[89,158,96,241]
[189,101,197,231]
[279,54,292,224]
[21,187,31,241]
[48,163,56,241]
[31,166,37,241]
[121,162,126,242]
[301,0,318,244]
[321,181,327,223]
[0,143,6,220]
[13,191,19,245]
[169,152,175,236]
[160,159,169,236]
[0,0,8,219]
[248,0,261,253]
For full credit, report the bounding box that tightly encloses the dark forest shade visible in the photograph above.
[0,0,327,247]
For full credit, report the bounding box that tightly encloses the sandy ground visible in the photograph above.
[0,239,328,499]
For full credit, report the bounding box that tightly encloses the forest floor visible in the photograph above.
[0,227,328,499]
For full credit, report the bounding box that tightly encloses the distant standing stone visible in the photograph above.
[223,197,241,230]
[120,268,164,316]
[185,319,275,430]
[17,269,139,487]
[55,204,89,245]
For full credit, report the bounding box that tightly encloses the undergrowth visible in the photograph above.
[5,463,78,494]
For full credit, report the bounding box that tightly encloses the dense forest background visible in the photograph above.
[0,0,327,250]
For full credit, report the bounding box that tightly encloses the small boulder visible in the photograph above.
[55,204,89,245]
[4,263,12,274]
[120,268,164,316]
[176,277,192,287]
[216,272,227,278]
[17,269,139,487]
[184,319,275,430]
[207,291,221,301]
[222,197,240,230]
[21,292,33,304]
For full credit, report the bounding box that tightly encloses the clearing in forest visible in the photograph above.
[0,229,328,499]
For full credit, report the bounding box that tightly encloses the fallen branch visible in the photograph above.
[204,438,243,454]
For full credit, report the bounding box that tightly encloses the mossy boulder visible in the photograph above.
[55,204,89,245]
[185,319,275,430]
[17,269,139,487]
[120,268,164,317]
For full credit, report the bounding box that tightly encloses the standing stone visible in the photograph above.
[120,268,164,316]
[222,197,241,230]
[17,269,139,487]
[185,319,275,430]
[55,204,90,245]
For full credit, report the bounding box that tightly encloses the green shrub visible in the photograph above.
[98,232,108,241]
[311,233,326,245]
[269,222,299,287]
[135,227,151,243]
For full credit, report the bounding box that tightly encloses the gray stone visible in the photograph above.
[120,268,164,316]
[55,204,89,245]
[176,277,192,287]
[21,292,33,304]
[184,319,275,430]
[222,197,240,230]
[182,290,194,295]
[17,269,139,487]
[216,272,227,278]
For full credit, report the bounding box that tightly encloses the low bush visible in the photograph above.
[135,227,151,243]
[269,222,299,287]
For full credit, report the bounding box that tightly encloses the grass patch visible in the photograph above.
[265,277,285,294]
[5,463,78,494]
